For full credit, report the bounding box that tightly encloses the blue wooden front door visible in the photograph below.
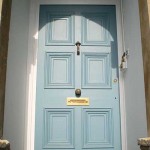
[35,5,121,150]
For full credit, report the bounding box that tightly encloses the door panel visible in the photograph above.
[82,108,113,148]
[82,13,110,45]
[82,52,111,88]
[43,108,74,149]
[45,52,75,88]
[46,13,74,45]
[35,5,121,150]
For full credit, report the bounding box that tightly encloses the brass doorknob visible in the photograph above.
[75,89,81,96]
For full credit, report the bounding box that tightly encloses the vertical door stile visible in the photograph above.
[74,11,82,149]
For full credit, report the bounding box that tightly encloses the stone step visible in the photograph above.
[0,140,10,150]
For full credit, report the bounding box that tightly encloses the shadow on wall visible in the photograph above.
[0,0,12,139]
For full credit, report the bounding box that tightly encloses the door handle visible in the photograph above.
[75,89,81,96]
[75,41,81,55]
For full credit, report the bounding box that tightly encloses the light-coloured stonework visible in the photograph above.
[138,137,150,146]
[0,140,9,148]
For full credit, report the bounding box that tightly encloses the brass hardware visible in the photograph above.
[120,52,126,69]
[120,51,128,70]
[75,41,81,46]
[75,89,81,96]
[67,97,89,106]
[113,79,118,83]
[75,41,81,55]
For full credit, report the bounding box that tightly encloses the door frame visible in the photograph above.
[24,0,127,150]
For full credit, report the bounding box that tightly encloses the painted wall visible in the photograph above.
[122,0,147,149]
[3,0,29,149]
[139,0,150,136]
[3,0,147,150]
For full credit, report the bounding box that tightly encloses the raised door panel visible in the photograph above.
[82,108,113,148]
[43,108,75,149]
[46,13,74,45]
[82,13,110,45]
[45,52,75,88]
[82,52,111,88]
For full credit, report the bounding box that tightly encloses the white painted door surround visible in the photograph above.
[25,1,126,150]
[23,0,146,150]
